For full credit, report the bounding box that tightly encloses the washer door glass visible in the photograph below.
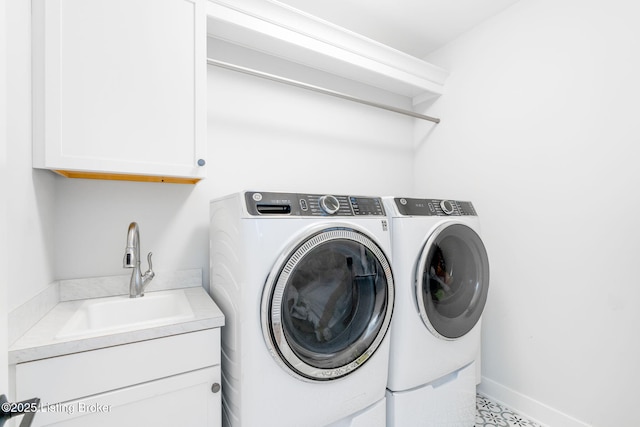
[416,223,489,340]
[263,228,394,381]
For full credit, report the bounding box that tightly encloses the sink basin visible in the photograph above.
[56,290,195,339]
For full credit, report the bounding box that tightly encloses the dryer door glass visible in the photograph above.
[417,223,489,339]
[263,228,394,381]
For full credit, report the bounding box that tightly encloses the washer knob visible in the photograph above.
[440,200,456,215]
[319,195,340,215]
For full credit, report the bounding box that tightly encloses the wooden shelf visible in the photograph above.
[53,170,201,184]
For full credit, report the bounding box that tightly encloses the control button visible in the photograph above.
[319,195,340,215]
[300,199,308,211]
[440,200,455,215]
[350,198,360,215]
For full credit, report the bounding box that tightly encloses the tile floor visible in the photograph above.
[476,394,542,427]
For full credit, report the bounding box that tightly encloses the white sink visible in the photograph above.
[56,290,195,339]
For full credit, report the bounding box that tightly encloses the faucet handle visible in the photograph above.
[140,252,156,297]
[146,252,154,273]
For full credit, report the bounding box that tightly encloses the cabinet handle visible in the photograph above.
[197,159,206,166]
[211,383,221,393]
[1,394,40,427]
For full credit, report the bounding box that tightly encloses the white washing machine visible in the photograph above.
[210,191,395,427]
[383,197,490,427]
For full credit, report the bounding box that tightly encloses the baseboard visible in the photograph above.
[478,377,591,427]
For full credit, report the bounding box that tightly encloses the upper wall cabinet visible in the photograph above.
[32,0,207,184]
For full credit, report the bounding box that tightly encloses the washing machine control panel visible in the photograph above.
[246,192,386,216]
[395,198,477,216]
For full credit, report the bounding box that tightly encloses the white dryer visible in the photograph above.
[210,191,395,427]
[383,197,490,427]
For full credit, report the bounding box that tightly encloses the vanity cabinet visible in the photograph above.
[32,0,207,184]
[14,329,221,427]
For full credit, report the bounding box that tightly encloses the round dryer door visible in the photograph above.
[416,223,489,340]
[262,227,394,381]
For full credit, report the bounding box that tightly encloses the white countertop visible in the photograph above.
[9,286,225,364]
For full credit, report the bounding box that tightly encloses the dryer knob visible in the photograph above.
[440,200,456,215]
[319,195,340,215]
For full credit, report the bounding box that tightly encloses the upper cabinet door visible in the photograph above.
[32,0,207,184]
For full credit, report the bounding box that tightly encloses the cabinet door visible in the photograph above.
[32,0,207,183]
[30,366,221,427]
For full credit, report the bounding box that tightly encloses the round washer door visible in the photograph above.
[262,227,394,381]
[416,223,489,340]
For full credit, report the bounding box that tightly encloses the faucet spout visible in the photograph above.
[123,222,155,298]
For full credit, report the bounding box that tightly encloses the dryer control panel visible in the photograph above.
[394,198,477,216]
[246,191,386,216]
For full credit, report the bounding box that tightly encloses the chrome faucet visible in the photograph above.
[123,222,155,298]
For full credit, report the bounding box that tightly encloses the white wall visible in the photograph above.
[6,0,56,312]
[417,1,640,426]
[52,61,415,287]
[2,0,9,395]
